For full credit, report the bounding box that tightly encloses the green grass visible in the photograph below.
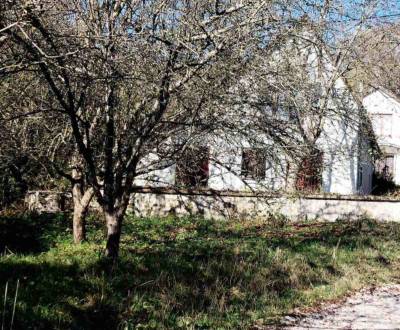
[1,213,400,329]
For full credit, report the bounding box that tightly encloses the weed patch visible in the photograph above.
[0,214,399,329]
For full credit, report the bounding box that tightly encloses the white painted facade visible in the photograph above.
[135,106,369,196]
[363,88,400,185]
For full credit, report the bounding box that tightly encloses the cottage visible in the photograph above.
[136,35,374,196]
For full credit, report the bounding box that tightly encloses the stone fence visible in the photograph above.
[26,188,400,222]
[25,190,71,213]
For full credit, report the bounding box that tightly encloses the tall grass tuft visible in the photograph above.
[1,280,19,330]
[10,280,19,330]
[1,282,8,330]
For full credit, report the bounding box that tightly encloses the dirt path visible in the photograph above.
[282,285,400,330]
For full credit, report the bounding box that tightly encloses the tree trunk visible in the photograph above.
[73,201,86,244]
[104,211,123,259]
[71,167,94,244]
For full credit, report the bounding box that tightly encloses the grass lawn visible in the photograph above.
[1,213,400,329]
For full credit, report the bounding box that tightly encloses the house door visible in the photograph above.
[295,150,324,193]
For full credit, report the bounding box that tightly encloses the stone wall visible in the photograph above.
[26,189,400,222]
[131,189,400,222]
[25,191,71,213]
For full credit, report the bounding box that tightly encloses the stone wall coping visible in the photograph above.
[26,190,71,195]
[26,188,400,203]
[130,187,400,202]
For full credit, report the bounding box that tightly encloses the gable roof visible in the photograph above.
[378,87,400,107]
[365,87,400,108]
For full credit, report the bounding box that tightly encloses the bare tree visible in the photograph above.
[346,24,400,97]
[0,69,95,243]
[0,0,276,258]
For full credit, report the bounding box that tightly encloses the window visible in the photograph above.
[295,150,324,192]
[241,148,266,180]
[372,114,393,138]
[287,106,297,121]
[175,146,209,188]
[375,155,394,180]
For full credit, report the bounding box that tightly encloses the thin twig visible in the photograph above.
[10,280,19,330]
[2,282,8,330]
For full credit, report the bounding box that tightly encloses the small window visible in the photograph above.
[241,148,266,180]
[375,155,394,180]
[176,146,209,188]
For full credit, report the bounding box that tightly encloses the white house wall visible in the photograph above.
[136,99,364,195]
[318,117,359,194]
[394,155,400,185]
[363,90,400,146]
[315,72,363,195]
[136,135,360,195]
[363,89,400,186]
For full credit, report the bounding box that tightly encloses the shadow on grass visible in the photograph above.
[0,214,399,329]
[0,260,119,330]
[0,213,71,254]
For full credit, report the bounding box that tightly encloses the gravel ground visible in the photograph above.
[281,285,400,330]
